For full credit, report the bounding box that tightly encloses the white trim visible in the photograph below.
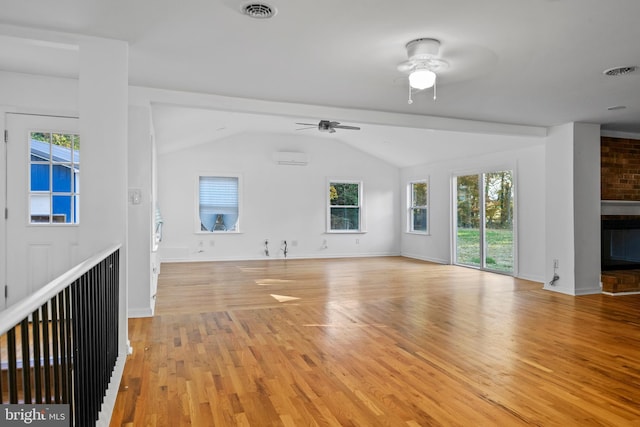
[451,167,517,276]
[326,178,365,233]
[96,352,128,427]
[195,172,242,233]
[128,307,154,318]
[602,290,640,296]
[407,178,429,234]
[401,252,449,264]
[601,130,640,140]
[28,129,81,225]
[131,86,548,138]
[160,252,402,263]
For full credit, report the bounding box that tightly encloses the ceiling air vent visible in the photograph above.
[243,3,276,19]
[603,66,637,76]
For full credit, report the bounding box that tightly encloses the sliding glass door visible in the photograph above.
[455,171,514,274]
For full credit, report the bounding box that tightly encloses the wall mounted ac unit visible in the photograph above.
[273,151,308,166]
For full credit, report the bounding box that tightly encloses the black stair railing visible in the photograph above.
[0,245,120,427]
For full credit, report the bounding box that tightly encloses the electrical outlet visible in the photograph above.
[209,240,215,247]
[198,240,204,247]
[356,238,360,244]
[553,259,559,268]
[128,188,142,205]
[291,240,298,247]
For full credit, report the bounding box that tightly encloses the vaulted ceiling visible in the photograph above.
[2,0,639,166]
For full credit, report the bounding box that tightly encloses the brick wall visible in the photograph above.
[601,137,640,200]
[601,137,640,292]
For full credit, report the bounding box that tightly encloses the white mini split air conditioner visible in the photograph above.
[273,151,308,166]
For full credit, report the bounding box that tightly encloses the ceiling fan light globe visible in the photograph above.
[409,69,436,90]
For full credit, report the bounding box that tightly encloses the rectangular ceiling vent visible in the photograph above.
[273,151,308,166]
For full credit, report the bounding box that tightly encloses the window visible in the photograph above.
[29,132,80,224]
[328,180,362,232]
[408,180,428,233]
[198,175,240,232]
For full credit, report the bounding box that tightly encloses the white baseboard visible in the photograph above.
[602,290,640,296]
[399,252,449,264]
[574,287,603,296]
[96,351,128,427]
[128,307,154,318]
[515,273,545,283]
[160,251,402,263]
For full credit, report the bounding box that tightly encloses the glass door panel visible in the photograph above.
[484,171,514,273]
[456,175,481,267]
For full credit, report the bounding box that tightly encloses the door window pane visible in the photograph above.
[29,132,80,224]
[484,171,514,273]
[30,164,50,191]
[456,175,481,267]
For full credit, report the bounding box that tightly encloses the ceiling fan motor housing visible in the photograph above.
[406,38,440,61]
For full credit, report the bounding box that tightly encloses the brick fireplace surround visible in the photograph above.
[600,136,640,293]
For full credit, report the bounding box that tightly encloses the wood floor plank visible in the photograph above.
[110,257,640,426]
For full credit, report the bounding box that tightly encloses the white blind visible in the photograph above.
[199,176,238,210]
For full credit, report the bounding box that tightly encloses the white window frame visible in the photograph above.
[407,179,429,234]
[326,179,364,233]
[196,173,242,233]
[28,131,80,225]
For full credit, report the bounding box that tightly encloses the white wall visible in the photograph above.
[573,123,601,295]
[158,132,400,261]
[0,35,129,424]
[400,141,546,282]
[544,124,575,293]
[544,122,601,295]
[127,105,156,316]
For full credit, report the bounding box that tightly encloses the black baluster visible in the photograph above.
[20,318,31,403]
[51,295,61,403]
[41,302,52,404]
[7,328,18,403]
[32,310,43,403]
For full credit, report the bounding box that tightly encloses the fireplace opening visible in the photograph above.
[601,218,640,270]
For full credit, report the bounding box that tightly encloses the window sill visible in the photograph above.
[29,223,80,227]
[195,230,242,235]
[405,231,430,236]
[325,230,367,234]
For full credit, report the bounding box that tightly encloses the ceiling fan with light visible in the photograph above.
[397,38,449,104]
[296,120,361,133]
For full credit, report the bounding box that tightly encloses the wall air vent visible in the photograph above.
[273,152,308,166]
[603,66,637,76]
[242,3,276,19]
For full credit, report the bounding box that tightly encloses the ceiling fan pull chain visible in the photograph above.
[408,84,414,104]
[433,77,437,101]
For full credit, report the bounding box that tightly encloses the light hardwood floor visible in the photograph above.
[110,257,640,426]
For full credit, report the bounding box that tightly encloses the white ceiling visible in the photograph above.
[1,0,639,166]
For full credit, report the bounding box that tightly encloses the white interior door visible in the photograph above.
[4,113,80,309]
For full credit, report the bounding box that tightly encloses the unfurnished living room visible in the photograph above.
[1,1,640,426]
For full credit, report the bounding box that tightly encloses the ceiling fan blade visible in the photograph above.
[397,61,415,73]
[295,126,316,131]
[296,122,317,126]
[334,125,361,131]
